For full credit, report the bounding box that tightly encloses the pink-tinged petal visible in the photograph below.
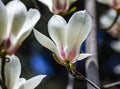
[5,55,21,89]
[5,9,40,55]
[72,53,92,63]
[6,0,27,37]
[2,34,18,55]
[53,0,68,13]
[48,15,67,50]
[0,0,8,40]
[38,0,53,12]
[3,36,11,50]
[19,75,46,89]
[6,29,32,55]
[67,46,77,62]
[66,10,92,59]
[5,44,21,55]
[34,29,57,52]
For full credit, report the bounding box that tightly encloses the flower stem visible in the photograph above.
[0,52,8,89]
[1,53,6,82]
[66,64,100,89]
[0,79,7,89]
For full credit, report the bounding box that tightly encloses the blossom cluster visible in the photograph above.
[0,0,94,89]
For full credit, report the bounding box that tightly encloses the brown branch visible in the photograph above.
[31,0,40,10]
[66,65,100,89]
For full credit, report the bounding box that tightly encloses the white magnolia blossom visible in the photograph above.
[0,0,40,55]
[0,55,46,89]
[38,0,77,14]
[97,0,120,9]
[34,10,92,64]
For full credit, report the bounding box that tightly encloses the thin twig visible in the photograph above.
[0,52,8,89]
[103,81,120,88]
[1,57,5,82]
[31,0,40,10]
[0,79,7,89]
[73,68,100,89]
[1,53,6,82]
[66,65,100,89]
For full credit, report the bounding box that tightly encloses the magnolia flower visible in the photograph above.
[0,55,46,89]
[0,0,40,55]
[34,10,92,65]
[38,0,77,14]
[97,0,120,10]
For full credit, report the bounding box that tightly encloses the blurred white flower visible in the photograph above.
[100,9,118,28]
[38,0,77,14]
[113,64,120,74]
[111,40,120,53]
[100,9,120,37]
[97,0,120,10]
[1,55,46,89]
[0,0,40,55]
[34,10,92,65]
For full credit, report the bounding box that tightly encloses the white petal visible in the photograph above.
[48,15,67,49]
[19,75,46,89]
[18,78,26,88]
[0,0,8,40]
[17,9,40,38]
[72,53,92,63]
[14,28,32,47]
[66,10,92,56]
[77,53,92,60]
[6,29,32,54]
[7,9,40,53]
[34,29,57,52]
[38,0,53,12]
[5,55,21,89]
[6,0,27,36]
